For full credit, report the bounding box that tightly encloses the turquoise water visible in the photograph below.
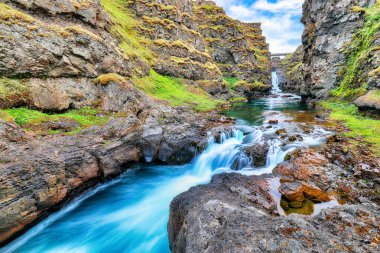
[1,72,331,253]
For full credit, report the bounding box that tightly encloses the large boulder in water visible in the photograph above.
[243,142,269,167]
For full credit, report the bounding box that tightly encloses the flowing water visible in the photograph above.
[1,72,336,253]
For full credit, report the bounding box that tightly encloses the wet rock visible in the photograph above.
[268,119,278,124]
[243,142,269,167]
[275,128,287,135]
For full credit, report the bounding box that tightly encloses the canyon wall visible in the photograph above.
[302,0,378,99]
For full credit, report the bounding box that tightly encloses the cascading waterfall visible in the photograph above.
[1,71,335,253]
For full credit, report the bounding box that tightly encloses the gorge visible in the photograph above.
[0,0,380,252]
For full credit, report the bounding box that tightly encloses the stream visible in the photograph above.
[1,72,336,253]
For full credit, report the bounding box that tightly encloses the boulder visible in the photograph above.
[354,89,380,117]
[243,142,269,167]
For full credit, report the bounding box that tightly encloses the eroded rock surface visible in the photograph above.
[169,173,380,253]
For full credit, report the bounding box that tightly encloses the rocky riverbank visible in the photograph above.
[169,0,380,252]
[0,0,271,244]
[169,123,380,252]
[0,96,236,244]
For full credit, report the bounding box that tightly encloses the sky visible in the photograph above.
[213,0,304,54]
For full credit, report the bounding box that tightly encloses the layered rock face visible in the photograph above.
[127,0,226,96]
[302,0,376,98]
[277,46,305,95]
[193,0,271,86]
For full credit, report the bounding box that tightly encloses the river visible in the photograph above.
[1,72,335,253]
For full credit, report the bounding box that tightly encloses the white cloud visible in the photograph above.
[213,0,304,53]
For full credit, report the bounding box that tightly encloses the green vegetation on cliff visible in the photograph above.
[100,0,154,72]
[332,1,380,98]
[0,78,29,103]
[0,107,114,135]
[132,70,223,111]
[321,100,380,154]
[223,77,240,89]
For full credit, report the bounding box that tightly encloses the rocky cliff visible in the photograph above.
[0,0,270,244]
[302,0,378,99]
[277,46,304,95]
[194,0,271,85]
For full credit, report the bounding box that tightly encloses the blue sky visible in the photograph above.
[214,0,304,53]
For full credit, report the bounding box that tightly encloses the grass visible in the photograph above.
[100,0,155,72]
[0,3,35,25]
[331,0,380,99]
[223,77,240,89]
[132,70,224,111]
[0,78,29,101]
[0,107,112,135]
[320,100,380,154]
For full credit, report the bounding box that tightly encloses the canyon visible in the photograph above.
[0,0,379,252]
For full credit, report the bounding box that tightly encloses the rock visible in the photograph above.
[302,0,376,98]
[169,172,380,253]
[268,119,279,124]
[40,120,79,132]
[243,142,269,167]
[277,45,305,95]
[193,0,271,87]
[354,89,380,117]
[275,128,287,135]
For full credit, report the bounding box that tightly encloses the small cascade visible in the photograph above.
[2,72,337,253]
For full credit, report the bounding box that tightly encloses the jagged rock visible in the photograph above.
[8,0,111,29]
[40,119,80,132]
[194,0,271,86]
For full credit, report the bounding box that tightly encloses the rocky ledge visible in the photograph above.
[169,133,380,253]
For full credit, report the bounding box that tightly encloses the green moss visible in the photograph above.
[100,0,155,70]
[320,100,380,153]
[0,107,112,134]
[229,97,247,103]
[132,70,223,111]
[332,1,380,99]
[223,77,240,89]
